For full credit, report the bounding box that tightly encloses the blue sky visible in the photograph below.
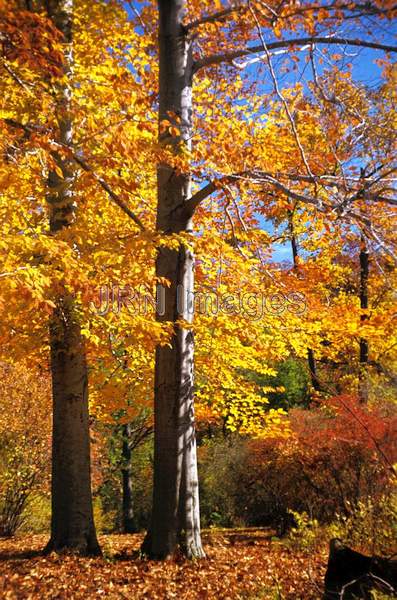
[124,2,394,263]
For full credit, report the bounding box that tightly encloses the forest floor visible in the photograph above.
[0,529,327,599]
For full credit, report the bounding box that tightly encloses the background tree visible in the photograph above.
[139,0,397,559]
[26,0,100,555]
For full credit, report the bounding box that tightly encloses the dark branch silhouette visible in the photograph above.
[194,37,397,72]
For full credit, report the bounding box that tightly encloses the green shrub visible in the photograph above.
[198,435,248,528]
[326,491,397,555]
[285,511,320,552]
[20,494,51,534]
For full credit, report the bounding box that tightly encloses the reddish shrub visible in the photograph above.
[237,396,396,526]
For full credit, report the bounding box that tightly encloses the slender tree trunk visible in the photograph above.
[43,0,100,555]
[358,234,369,403]
[288,212,321,392]
[307,348,321,392]
[121,423,136,533]
[141,0,204,559]
[289,214,299,267]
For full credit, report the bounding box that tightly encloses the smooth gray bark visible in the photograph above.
[141,0,204,559]
[43,0,100,555]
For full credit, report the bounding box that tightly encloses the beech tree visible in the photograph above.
[139,0,397,559]
[0,0,101,554]
[140,0,205,559]
[35,0,100,555]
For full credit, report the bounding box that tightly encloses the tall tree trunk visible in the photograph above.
[121,423,136,534]
[358,234,369,403]
[47,298,100,555]
[43,0,100,555]
[288,212,321,392]
[141,0,204,559]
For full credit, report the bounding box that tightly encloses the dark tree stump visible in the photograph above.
[323,539,397,599]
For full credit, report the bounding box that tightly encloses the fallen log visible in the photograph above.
[323,538,397,599]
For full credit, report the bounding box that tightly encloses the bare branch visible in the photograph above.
[248,172,326,208]
[194,36,397,72]
[126,0,149,35]
[280,1,397,21]
[1,60,34,93]
[0,267,29,279]
[185,171,327,215]
[72,155,146,231]
[249,5,318,189]
[232,44,311,69]
[185,4,247,30]
[184,167,397,220]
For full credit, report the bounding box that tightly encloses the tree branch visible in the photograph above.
[3,118,146,231]
[183,168,397,221]
[184,181,218,216]
[182,171,325,218]
[249,5,318,190]
[194,36,397,71]
[72,155,146,231]
[185,5,246,30]
[1,60,34,93]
